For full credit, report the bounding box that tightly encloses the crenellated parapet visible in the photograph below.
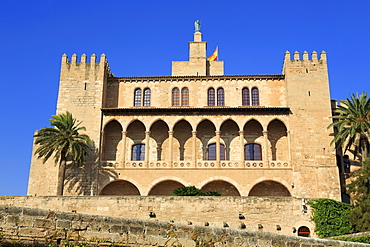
[61,53,113,77]
[284,50,326,62]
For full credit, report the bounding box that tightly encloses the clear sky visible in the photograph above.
[0,0,369,196]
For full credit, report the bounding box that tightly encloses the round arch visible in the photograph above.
[148,180,186,196]
[199,177,241,196]
[248,180,291,196]
[201,180,241,196]
[99,180,141,196]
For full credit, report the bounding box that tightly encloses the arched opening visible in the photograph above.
[103,120,122,161]
[267,119,288,161]
[298,226,310,237]
[217,87,224,106]
[150,120,169,161]
[181,87,189,106]
[196,120,216,160]
[251,87,259,106]
[243,120,263,143]
[143,88,151,106]
[201,180,240,196]
[148,180,185,196]
[172,87,180,106]
[242,87,250,106]
[207,88,215,106]
[100,180,140,195]
[134,88,142,106]
[173,120,192,161]
[220,120,239,160]
[127,120,146,160]
[248,180,291,196]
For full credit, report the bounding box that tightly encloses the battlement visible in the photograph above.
[61,53,113,77]
[284,50,326,61]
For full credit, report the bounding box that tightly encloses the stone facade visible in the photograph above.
[27,29,341,237]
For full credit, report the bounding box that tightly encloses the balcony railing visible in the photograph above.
[101,160,291,169]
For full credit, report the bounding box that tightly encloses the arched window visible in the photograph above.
[251,87,259,106]
[208,143,225,160]
[217,88,224,106]
[244,143,262,160]
[172,88,180,106]
[132,144,145,161]
[242,87,250,106]
[143,88,151,106]
[134,88,142,106]
[181,87,189,106]
[208,88,215,106]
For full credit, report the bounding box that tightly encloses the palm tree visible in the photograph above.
[328,92,370,162]
[34,112,92,195]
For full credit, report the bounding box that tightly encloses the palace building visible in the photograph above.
[28,30,341,201]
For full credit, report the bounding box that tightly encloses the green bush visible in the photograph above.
[307,199,353,238]
[173,186,221,196]
[333,235,370,244]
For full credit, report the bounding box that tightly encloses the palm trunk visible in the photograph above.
[360,135,369,163]
[57,152,67,196]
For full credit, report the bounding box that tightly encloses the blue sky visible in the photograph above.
[0,0,369,196]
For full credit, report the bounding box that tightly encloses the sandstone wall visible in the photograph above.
[1,205,368,247]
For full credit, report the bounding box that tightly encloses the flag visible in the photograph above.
[207,46,218,61]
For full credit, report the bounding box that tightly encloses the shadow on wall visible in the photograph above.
[64,147,118,195]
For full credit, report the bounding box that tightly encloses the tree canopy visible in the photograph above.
[328,92,370,160]
[34,112,92,195]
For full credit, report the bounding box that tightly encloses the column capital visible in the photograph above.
[168,131,174,135]
[263,130,268,135]
[121,131,127,135]
[215,131,221,135]
[145,131,151,135]
[239,130,244,135]
[192,131,197,135]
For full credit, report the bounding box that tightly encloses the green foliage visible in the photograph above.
[34,111,93,165]
[328,92,370,160]
[307,199,353,238]
[347,158,370,232]
[333,235,370,244]
[173,186,221,196]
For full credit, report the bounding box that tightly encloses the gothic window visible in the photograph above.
[251,87,259,106]
[172,87,180,106]
[134,88,142,106]
[245,143,262,160]
[217,88,224,106]
[208,88,215,106]
[143,88,151,106]
[207,143,226,160]
[242,87,250,106]
[181,87,189,106]
[132,144,145,161]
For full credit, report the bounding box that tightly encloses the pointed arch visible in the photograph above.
[150,120,169,161]
[220,119,240,160]
[173,120,192,161]
[197,119,217,160]
[267,119,288,161]
[103,120,123,161]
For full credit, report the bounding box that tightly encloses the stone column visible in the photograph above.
[121,131,127,167]
[100,131,105,161]
[239,131,244,164]
[192,131,197,167]
[216,131,221,166]
[263,130,269,165]
[287,130,291,162]
[168,131,174,167]
[145,131,150,167]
